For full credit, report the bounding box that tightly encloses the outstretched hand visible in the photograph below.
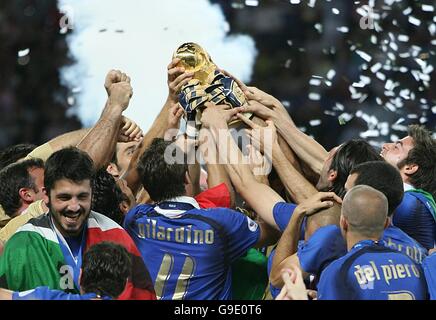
[119,116,143,142]
[295,191,343,217]
[200,103,244,129]
[276,265,311,300]
[167,58,194,104]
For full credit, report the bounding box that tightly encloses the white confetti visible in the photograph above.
[245,0,259,6]
[403,7,412,15]
[314,23,323,33]
[308,0,316,8]
[376,72,386,81]
[407,114,418,119]
[370,63,382,73]
[398,35,409,42]
[309,78,322,86]
[337,26,349,33]
[355,50,372,62]
[332,8,340,15]
[408,16,421,26]
[422,5,434,12]
[287,40,293,46]
[432,106,436,114]
[327,69,336,80]
[18,48,30,57]
[309,93,321,101]
[290,0,301,4]
[334,103,345,111]
[309,119,322,126]
[360,130,380,138]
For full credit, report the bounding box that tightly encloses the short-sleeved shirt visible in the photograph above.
[297,224,427,278]
[393,192,436,250]
[123,197,260,300]
[423,253,436,300]
[317,240,428,300]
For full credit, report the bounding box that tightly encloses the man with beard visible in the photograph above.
[0,147,155,300]
[380,125,436,250]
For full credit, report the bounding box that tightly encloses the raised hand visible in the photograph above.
[119,116,143,142]
[237,115,278,155]
[105,70,131,96]
[295,191,343,217]
[200,103,244,129]
[109,81,133,111]
[244,86,289,119]
[167,58,194,104]
[276,265,309,300]
[164,104,185,141]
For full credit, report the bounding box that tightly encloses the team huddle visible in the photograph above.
[0,57,434,300]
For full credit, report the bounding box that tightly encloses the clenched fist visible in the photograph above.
[109,81,133,111]
[105,70,131,96]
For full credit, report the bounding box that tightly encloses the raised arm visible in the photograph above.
[76,71,133,169]
[270,192,342,287]
[201,104,285,230]
[198,127,236,208]
[123,59,194,195]
[240,87,328,175]
[238,115,318,203]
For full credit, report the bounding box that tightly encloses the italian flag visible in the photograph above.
[0,211,156,300]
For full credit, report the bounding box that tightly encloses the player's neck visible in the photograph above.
[347,233,380,251]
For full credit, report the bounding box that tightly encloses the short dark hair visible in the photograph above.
[350,161,404,216]
[92,168,125,225]
[0,158,44,217]
[329,139,382,198]
[80,242,131,298]
[0,143,37,170]
[398,125,436,199]
[138,138,188,202]
[44,147,95,195]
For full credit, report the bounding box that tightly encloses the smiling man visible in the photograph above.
[0,147,155,300]
[380,125,436,250]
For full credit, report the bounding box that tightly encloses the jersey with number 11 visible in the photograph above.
[124,203,260,300]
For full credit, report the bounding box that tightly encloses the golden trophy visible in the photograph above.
[173,42,252,135]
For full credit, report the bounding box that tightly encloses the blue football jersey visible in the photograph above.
[422,253,436,300]
[273,202,297,232]
[12,287,100,300]
[123,200,260,300]
[298,225,347,276]
[317,240,428,300]
[382,225,428,264]
[393,192,436,250]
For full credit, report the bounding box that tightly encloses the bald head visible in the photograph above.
[342,185,388,238]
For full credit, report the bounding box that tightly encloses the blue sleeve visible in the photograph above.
[298,225,347,276]
[317,263,346,300]
[392,193,436,250]
[12,287,97,300]
[205,208,260,263]
[273,202,297,232]
[423,254,436,300]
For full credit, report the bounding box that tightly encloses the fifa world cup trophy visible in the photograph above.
[173,42,253,136]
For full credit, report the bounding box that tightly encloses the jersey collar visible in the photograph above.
[154,196,200,219]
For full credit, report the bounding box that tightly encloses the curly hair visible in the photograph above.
[91,168,125,225]
[0,143,37,170]
[80,242,131,298]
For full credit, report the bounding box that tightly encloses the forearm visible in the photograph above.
[272,142,318,204]
[270,210,305,287]
[125,100,173,194]
[211,125,284,228]
[273,115,328,175]
[200,128,236,207]
[76,101,123,169]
